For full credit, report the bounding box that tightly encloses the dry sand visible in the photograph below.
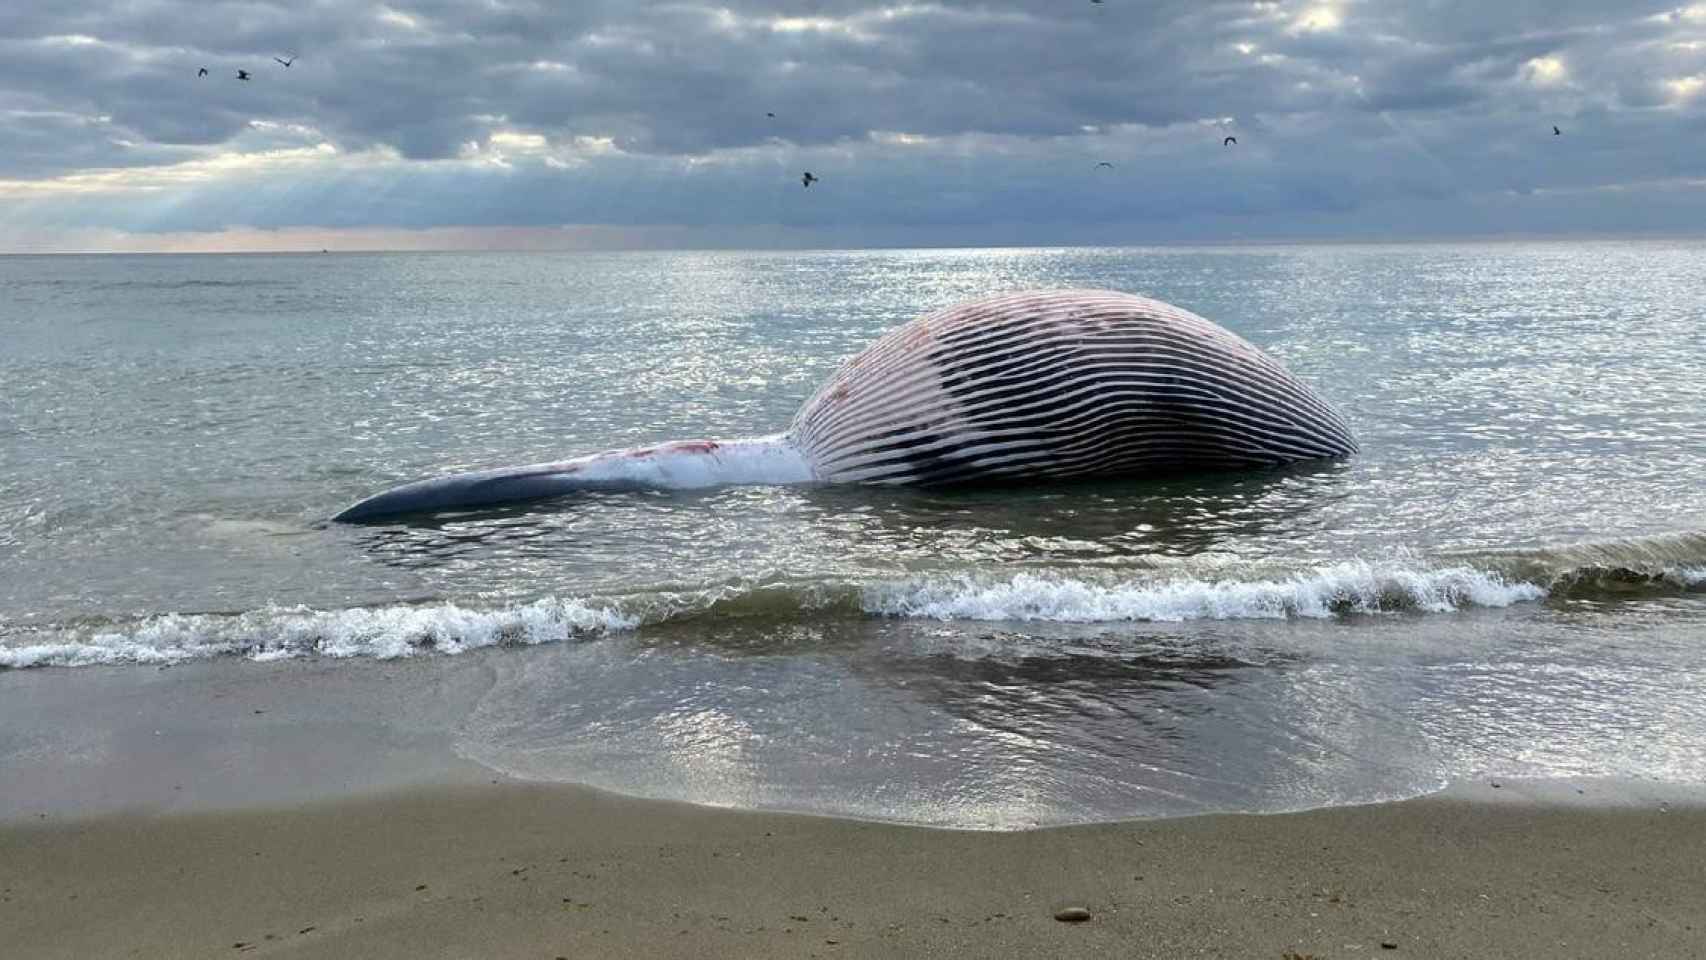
[4,781,1703,959]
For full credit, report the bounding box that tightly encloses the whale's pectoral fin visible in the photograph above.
[333,437,812,522]
[332,463,588,522]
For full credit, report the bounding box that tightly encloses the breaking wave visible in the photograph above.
[863,562,1545,622]
[4,532,1703,669]
[0,598,641,670]
[1461,531,1706,600]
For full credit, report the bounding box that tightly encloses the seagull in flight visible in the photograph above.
[1223,136,1237,146]
[274,56,294,68]
[197,67,208,77]
[236,69,251,81]
[1096,161,1113,168]
[766,112,776,118]
[802,171,819,188]
[1553,125,1561,136]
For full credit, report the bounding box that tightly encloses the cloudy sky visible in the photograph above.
[2,1,1704,251]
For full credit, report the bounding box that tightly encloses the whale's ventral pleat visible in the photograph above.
[786,289,1357,486]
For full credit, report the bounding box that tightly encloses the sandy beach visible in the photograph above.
[5,781,1702,960]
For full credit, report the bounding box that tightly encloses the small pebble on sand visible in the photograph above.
[1382,941,1398,949]
[1054,907,1092,923]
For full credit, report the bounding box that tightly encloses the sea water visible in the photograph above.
[2,243,1703,827]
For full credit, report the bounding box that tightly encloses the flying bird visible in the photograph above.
[236,69,251,81]
[274,56,294,68]
[1553,125,1561,136]
[766,112,776,118]
[1096,161,1114,168]
[802,171,819,188]
[1223,136,1237,146]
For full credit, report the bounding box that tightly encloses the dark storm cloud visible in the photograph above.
[0,2,1380,163]
[1,1,1704,240]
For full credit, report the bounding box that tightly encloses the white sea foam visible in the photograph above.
[0,632,243,670]
[0,597,640,670]
[6,558,1695,670]
[863,562,1549,623]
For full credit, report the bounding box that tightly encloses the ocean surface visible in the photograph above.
[3,243,1704,828]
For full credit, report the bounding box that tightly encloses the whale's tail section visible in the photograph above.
[332,436,812,522]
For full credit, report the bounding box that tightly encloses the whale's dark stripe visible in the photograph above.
[788,290,1356,485]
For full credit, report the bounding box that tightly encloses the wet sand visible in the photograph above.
[4,781,1703,959]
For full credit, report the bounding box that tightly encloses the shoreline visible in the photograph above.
[6,651,1699,831]
[5,779,1703,959]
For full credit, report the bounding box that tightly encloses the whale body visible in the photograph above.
[333,289,1356,521]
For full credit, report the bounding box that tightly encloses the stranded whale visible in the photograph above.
[333,289,1357,521]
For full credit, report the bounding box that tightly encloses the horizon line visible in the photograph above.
[5,227,1706,256]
